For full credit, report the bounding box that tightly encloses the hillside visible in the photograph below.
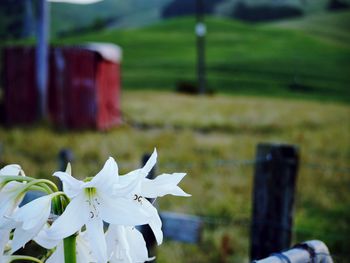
[53,13,350,103]
[49,0,350,35]
[267,10,350,45]
[50,0,172,35]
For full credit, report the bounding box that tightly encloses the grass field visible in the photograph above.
[1,10,349,262]
[1,91,349,262]
[49,12,350,104]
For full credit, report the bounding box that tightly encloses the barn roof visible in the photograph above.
[83,43,122,63]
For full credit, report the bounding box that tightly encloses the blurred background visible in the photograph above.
[0,0,349,262]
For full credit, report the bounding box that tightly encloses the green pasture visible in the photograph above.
[1,10,349,263]
[50,12,350,103]
[1,91,349,262]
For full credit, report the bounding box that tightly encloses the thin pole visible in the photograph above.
[195,0,206,94]
[36,0,50,119]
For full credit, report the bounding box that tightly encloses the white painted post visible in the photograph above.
[252,240,333,263]
[36,0,50,119]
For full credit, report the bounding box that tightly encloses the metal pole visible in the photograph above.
[36,0,50,119]
[195,0,206,94]
[253,240,333,263]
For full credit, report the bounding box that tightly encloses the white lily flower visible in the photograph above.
[47,158,153,263]
[0,165,24,262]
[0,164,23,178]
[115,149,190,245]
[0,164,26,226]
[10,194,56,253]
[45,232,96,263]
[106,225,154,263]
[0,181,27,227]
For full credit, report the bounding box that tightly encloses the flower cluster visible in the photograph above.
[0,149,190,263]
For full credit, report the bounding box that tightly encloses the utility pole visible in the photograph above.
[23,0,34,38]
[36,0,50,119]
[195,0,206,94]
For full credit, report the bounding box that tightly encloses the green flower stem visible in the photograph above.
[0,175,35,182]
[19,179,58,196]
[1,176,59,193]
[50,191,70,215]
[63,234,77,263]
[9,255,44,263]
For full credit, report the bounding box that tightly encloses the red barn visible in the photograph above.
[2,43,122,130]
[3,46,38,125]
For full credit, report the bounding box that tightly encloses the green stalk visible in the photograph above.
[9,255,44,263]
[63,234,77,263]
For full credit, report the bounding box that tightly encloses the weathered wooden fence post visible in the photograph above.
[250,143,299,261]
[57,148,74,190]
[141,153,157,262]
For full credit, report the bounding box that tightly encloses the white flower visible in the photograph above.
[115,149,190,245]
[0,164,26,226]
[45,232,96,263]
[0,165,24,262]
[106,225,154,263]
[10,194,56,253]
[47,158,153,263]
[0,164,23,178]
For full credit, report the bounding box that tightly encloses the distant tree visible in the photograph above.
[233,1,303,22]
[328,0,350,10]
[0,0,27,40]
[162,0,224,18]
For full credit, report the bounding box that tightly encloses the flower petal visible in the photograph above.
[10,195,52,253]
[141,173,191,198]
[106,225,132,263]
[0,164,22,176]
[76,232,96,263]
[86,217,107,263]
[98,193,151,226]
[85,157,118,191]
[142,199,163,245]
[126,227,154,262]
[46,241,64,263]
[47,193,89,240]
[113,170,143,198]
[141,149,157,176]
[34,226,61,249]
[11,223,42,253]
[0,181,25,225]
[53,171,84,198]
[13,194,52,230]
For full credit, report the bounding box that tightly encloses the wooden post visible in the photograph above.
[36,0,49,119]
[58,148,74,190]
[141,153,157,262]
[250,143,299,260]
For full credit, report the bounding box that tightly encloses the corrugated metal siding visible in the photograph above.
[3,47,38,125]
[96,60,121,130]
[49,48,98,129]
[3,45,121,130]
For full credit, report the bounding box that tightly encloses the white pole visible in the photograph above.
[36,0,50,119]
[253,240,333,263]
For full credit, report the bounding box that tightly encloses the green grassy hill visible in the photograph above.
[54,12,350,103]
[269,10,350,45]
